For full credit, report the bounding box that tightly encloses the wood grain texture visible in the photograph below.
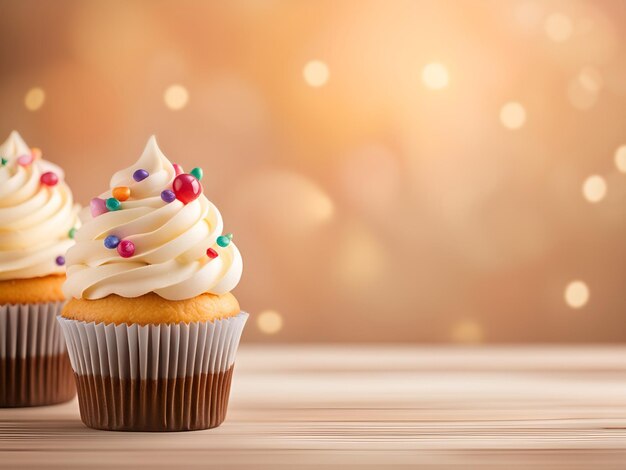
[2,346,626,469]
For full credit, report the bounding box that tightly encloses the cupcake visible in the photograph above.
[0,131,80,407]
[58,136,247,431]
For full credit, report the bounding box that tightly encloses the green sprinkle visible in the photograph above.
[105,197,121,211]
[217,233,233,247]
[190,167,203,181]
[0,158,7,166]
[68,227,77,239]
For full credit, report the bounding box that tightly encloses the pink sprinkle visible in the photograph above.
[117,240,135,258]
[173,163,184,176]
[90,198,108,217]
[17,154,33,167]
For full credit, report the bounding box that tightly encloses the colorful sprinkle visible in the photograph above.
[104,235,120,249]
[117,239,135,258]
[40,171,59,186]
[217,233,233,248]
[133,169,149,182]
[17,154,33,166]
[112,186,130,201]
[1,158,8,166]
[55,256,65,266]
[90,198,108,217]
[105,197,121,211]
[173,163,184,176]
[31,148,42,160]
[68,227,77,239]
[206,247,219,259]
[172,174,202,204]
[190,167,203,181]
[161,189,176,203]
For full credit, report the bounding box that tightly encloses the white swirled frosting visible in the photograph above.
[0,131,80,280]
[63,136,242,301]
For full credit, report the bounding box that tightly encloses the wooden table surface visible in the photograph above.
[2,345,626,469]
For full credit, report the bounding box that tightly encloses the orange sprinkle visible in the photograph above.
[31,148,42,160]
[112,186,131,201]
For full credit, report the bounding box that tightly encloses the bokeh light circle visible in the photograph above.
[615,145,626,173]
[257,310,283,334]
[164,84,189,110]
[544,13,573,42]
[500,102,526,129]
[450,320,484,344]
[303,60,329,87]
[422,63,449,90]
[564,281,590,309]
[582,175,607,203]
[24,87,45,111]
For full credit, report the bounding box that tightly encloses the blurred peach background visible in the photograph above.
[0,0,624,343]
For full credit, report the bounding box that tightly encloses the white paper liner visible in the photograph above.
[58,312,248,379]
[0,302,66,359]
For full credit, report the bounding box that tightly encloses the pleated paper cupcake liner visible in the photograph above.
[0,302,76,407]
[58,312,248,431]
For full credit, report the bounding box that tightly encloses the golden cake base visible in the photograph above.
[0,275,66,304]
[62,292,240,325]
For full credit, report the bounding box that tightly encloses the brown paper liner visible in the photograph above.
[0,353,75,407]
[74,366,234,431]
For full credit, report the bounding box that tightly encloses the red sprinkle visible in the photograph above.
[40,171,59,186]
[172,174,202,204]
[206,248,219,259]
[117,240,135,258]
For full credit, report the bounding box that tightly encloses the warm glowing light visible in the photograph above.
[500,102,526,129]
[568,81,597,110]
[339,144,400,211]
[615,145,626,173]
[564,281,589,309]
[237,171,334,235]
[578,68,603,93]
[334,223,386,289]
[303,60,329,88]
[515,2,544,30]
[257,310,283,334]
[544,13,573,42]
[421,63,449,90]
[582,175,607,203]
[568,68,602,110]
[163,84,189,110]
[24,87,45,111]
[450,320,484,344]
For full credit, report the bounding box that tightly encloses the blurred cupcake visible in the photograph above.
[0,131,80,407]
[59,136,247,431]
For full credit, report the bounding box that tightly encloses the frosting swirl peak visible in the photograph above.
[0,131,79,280]
[63,136,243,301]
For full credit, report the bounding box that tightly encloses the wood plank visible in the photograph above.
[2,346,626,468]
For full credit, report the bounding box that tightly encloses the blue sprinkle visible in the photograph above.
[104,235,121,249]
